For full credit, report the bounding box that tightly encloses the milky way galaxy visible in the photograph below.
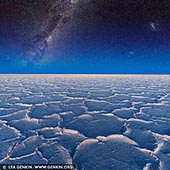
[23,0,80,63]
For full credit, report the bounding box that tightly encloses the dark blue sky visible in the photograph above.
[1,0,170,74]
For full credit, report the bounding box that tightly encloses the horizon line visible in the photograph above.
[0,74,170,76]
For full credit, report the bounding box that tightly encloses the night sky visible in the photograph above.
[1,0,170,74]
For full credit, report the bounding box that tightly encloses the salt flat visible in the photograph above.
[0,75,170,170]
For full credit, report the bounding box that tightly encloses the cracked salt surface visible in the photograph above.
[1,75,170,169]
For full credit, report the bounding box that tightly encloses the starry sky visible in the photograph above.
[1,0,170,74]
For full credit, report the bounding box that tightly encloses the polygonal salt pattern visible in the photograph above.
[0,75,170,169]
